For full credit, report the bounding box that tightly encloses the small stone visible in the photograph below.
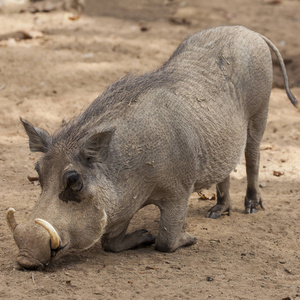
[279,260,286,264]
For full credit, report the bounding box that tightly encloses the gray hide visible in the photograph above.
[7,26,298,269]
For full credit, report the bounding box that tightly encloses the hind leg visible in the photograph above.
[244,113,268,214]
[206,176,232,219]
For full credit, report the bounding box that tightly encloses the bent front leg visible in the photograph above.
[102,221,155,253]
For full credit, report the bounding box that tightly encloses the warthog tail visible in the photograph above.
[260,34,298,108]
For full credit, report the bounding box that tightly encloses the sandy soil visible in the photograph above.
[0,0,300,299]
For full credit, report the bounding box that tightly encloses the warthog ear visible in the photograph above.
[20,118,52,153]
[81,129,115,163]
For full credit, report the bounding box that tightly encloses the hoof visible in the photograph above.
[244,197,264,214]
[245,207,258,214]
[190,236,198,245]
[141,233,156,247]
[206,212,219,219]
[206,204,231,219]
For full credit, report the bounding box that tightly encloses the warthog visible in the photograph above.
[7,26,298,269]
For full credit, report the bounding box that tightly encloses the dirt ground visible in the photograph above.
[0,0,300,299]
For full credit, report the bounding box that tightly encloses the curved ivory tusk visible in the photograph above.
[35,218,60,250]
[6,208,18,232]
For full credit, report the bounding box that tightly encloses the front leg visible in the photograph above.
[155,198,197,253]
[102,221,155,252]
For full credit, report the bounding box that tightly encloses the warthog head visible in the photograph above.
[7,118,110,269]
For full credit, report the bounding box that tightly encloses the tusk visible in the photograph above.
[35,218,60,250]
[6,208,18,232]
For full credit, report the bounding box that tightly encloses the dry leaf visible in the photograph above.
[27,175,39,182]
[260,144,273,150]
[140,25,150,32]
[0,30,43,42]
[67,13,80,21]
[23,30,44,39]
[273,170,285,177]
[197,192,216,200]
[145,266,157,270]
[169,17,191,25]
[263,0,282,4]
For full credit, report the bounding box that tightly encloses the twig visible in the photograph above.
[31,273,36,285]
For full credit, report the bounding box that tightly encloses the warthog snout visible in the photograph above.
[6,208,62,269]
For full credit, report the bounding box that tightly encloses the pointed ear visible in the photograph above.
[81,129,115,163]
[20,118,52,153]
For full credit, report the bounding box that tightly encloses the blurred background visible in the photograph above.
[1,0,300,90]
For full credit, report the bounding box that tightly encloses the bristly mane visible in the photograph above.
[51,66,180,147]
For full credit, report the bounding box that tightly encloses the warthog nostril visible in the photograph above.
[17,254,45,270]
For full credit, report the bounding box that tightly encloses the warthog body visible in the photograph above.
[7,26,297,269]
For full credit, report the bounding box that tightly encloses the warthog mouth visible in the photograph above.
[51,243,68,258]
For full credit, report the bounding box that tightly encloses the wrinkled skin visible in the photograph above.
[13,224,51,269]
[8,26,297,269]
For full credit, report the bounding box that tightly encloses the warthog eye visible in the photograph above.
[66,172,82,191]
[60,171,83,203]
